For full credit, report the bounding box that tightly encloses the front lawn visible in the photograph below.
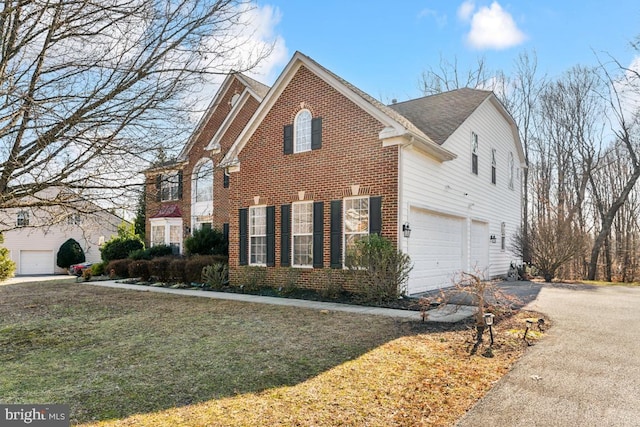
[0,280,543,426]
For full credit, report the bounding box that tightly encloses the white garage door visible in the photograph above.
[470,220,489,278]
[407,208,464,294]
[20,250,54,275]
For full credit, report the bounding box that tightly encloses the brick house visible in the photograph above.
[221,52,525,294]
[144,73,269,253]
[145,52,525,294]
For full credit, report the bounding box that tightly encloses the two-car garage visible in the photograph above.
[405,207,489,295]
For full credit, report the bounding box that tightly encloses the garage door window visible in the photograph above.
[344,196,369,263]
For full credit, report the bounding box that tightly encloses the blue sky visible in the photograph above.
[244,1,640,102]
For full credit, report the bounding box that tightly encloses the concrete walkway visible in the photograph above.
[456,284,640,427]
[80,280,476,323]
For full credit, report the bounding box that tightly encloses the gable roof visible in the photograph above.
[177,73,270,161]
[388,88,492,145]
[222,51,457,166]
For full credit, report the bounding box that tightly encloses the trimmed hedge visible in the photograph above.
[128,260,151,281]
[56,238,85,269]
[106,259,132,278]
[149,256,174,282]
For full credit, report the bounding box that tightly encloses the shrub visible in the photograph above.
[91,262,106,276]
[184,227,228,256]
[235,266,267,292]
[82,268,92,282]
[147,244,173,258]
[345,234,413,304]
[185,255,219,283]
[101,236,144,262]
[202,263,229,290]
[149,256,174,282]
[106,259,132,279]
[0,246,16,281]
[129,245,173,261]
[56,238,86,269]
[128,260,151,281]
[169,258,187,283]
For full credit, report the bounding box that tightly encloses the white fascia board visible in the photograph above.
[380,127,457,162]
[205,89,251,151]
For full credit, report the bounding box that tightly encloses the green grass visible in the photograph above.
[0,281,411,425]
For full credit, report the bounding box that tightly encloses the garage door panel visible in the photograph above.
[407,208,464,294]
[470,220,489,278]
[20,250,54,275]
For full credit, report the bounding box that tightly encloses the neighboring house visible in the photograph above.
[143,73,270,254]
[145,52,525,294]
[1,188,122,275]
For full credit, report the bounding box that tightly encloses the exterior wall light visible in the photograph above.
[402,222,411,238]
[490,234,497,243]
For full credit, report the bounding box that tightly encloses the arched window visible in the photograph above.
[294,109,312,153]
[193,160,213,202]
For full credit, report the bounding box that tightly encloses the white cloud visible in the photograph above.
[457,1,475,22]
[192,3,288,115]
[418,8,447,28]
[464,1,526,50]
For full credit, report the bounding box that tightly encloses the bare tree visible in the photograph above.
[0,0,270,230]
[419,54,500,95]
[586,52,640,280]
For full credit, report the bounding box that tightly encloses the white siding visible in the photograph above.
[399,97,522,293]
[2,210,121,275]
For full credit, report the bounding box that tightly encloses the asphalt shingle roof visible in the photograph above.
[388,88,492,145]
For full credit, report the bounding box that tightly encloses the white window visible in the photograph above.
[292,201,313,267]
[161,171,180,201]
[16,210,29,227]
[151,225,165,247]
[491,148,497,185]
[67,213,82,225]
[294,109,312,153]
[471,132,479,175]
[169,225,181,253]
[193,160,213,203]
[509,152,514,189]
[150,218,183,254]
[249,206,267,265]
[344,196,369,263]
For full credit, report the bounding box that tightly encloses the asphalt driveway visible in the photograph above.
[456,283,640,426]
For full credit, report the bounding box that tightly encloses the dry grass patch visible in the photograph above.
[84,312,545,427]
[0,280,546,426]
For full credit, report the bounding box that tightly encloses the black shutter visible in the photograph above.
[313,201,324,268]
[369,196,382,235]
[330,200,342,269]
[177,170,183,200]
[155,175,162,202]
[223,171,230,188]
[222,222,229,242]
[280,204,291,267]
[283,124,293,154]
[311,117,322,150]
[266,206,275,267]
[239,209,248,266]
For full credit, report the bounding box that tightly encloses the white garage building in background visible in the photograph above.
[1,188,122,275]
